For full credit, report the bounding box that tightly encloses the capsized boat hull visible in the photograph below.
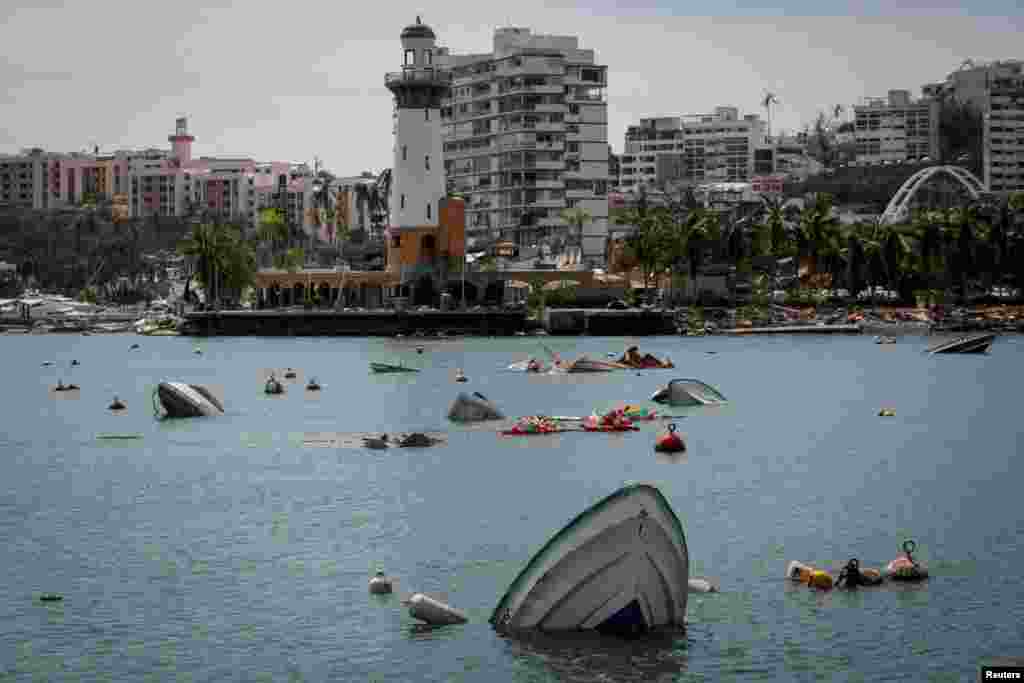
[491,483,688,635]
[448,392,504,422]
[157,382,224,418]
[928,333,995,354]
[651,379,728,406]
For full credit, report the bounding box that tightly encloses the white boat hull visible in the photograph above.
[491,483,688,635]
[157,382,224,418]
[651,379,728,406]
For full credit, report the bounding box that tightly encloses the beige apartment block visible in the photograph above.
[435,27,609,262]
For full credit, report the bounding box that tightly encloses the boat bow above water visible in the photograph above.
[491,483,689,635]
[927,333,996,354]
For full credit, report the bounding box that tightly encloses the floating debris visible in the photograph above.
[108,396,126,411]
[39,594,63,602]
[878,408,896,417]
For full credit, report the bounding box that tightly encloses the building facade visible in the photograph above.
[1,117,319,236]
[619,107,770,193]
[435,26,610,262]
[985,70,1024,194]
[853,89,940,165]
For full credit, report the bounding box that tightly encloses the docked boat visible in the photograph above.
[370,362,420,374]
[927,333,995,355]
[155,382,224,418]
[651,379,728,406]
[490,483,689,635]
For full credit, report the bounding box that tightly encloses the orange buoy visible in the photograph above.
[654,423,685,453]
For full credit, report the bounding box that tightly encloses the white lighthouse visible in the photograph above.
[385,17,449,230]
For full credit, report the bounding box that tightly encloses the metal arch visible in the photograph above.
[880,165,986,225]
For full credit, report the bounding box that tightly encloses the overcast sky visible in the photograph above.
[1,0,1020,174]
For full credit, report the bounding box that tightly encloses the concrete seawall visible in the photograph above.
[720,324,864,335]
[543,309,678,336]
[183,310,528,337]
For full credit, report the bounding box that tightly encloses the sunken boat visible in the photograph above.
[927,333,995,355]
[448,392,505,422]
[491,483,689,636]
[651,378,728,406]
[155,382,224,418]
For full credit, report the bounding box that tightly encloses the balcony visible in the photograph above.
[385,68,452,88]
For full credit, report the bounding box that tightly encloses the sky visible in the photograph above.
[1,0,1020,175]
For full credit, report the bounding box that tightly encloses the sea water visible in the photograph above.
[1,333,1022,682]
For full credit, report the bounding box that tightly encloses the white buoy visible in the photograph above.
[369,571,393,594]
[407,593,467,625]
[687,578,718,593]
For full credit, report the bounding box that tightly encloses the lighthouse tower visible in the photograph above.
[385,17,449,231]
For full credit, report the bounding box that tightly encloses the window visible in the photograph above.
[402,145,407,161]
[400,194,405,209]
[425,108,430,121]
[427,202,431,220]
[425,155,430,171]
[425,50,432,65]
[405,49,415,66]
[392,235,401,248]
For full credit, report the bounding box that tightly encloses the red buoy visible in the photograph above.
[654,423,685,453]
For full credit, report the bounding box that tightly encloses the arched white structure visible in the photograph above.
[880,165,986,225]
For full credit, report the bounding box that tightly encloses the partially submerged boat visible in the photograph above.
[560,357,624,373]
[651,379,728,407]
[370,362,420,374]
[927,333,995,355]
[448,392,505,422]
[875,336,897,345]
[155,382,224,418]
[491,483,689,635]
[617,346,675,369]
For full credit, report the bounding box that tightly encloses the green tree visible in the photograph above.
[561,206,593,252]
[614,207,670,300]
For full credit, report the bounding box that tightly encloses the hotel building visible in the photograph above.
[434,27,610,262]
[852,89,940,164]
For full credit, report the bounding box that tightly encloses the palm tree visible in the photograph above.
[681,208,721,301]
[613,206,670,300]
[762,92,779,141]
[795,193,841,285]
[257,208,289,268]
[560,206,593,260]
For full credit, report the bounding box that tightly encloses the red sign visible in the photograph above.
[751,176,783,194]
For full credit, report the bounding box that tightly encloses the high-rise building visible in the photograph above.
[985,70,1024,194]
[619,107,770,193]
[435,27,609,262]
[853,89,940,164]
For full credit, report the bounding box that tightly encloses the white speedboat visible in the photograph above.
[155,382,224,418]
[651,379,728,406]
[928,333,995,355]
[491,483,689,635]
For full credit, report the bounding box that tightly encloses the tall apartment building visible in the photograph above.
[434,27,610,262]
[926,59,1024,111]
[985,70,1024,194]
[853,89,940,164]
[618,107,770,193]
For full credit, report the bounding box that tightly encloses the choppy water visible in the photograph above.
[1,332,1022,682]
